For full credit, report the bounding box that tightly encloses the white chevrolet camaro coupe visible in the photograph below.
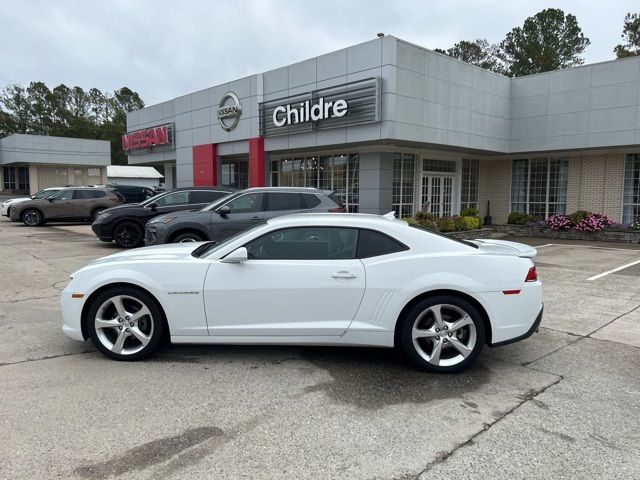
[61,213,543,373]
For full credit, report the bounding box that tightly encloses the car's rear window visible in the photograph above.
[408,224,479,249]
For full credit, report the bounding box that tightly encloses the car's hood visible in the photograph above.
[2,197,30,205]
[470,239,537,258]
[100,203,143,214]
[149,209,204,223]
[85,243,202,267]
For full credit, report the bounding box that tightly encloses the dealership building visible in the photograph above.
[0,134,110,194]
[124,35,640,223]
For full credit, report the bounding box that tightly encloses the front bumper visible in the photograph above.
[91,222,113,241]
[9,209,20,221]
[145,223,167,246]
[61,279,87,341]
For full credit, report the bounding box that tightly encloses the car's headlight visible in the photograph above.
[159,217,176,224]
[96,212,112,221]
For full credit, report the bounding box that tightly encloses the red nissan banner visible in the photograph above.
[122,125,171,151]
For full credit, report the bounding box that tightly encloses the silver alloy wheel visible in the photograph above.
[23,210,41,226]
[411,303,477,367]
[94,295,154,356]
[179,237,198,242]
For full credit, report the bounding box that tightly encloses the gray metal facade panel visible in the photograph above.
[0,134,110,166]
[125,36,640,161]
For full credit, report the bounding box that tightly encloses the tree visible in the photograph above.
[498,8,590,77]
[614,13,640,58]
[0,83,144,165]
[434,39,505,74]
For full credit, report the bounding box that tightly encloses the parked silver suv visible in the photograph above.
[10,187,123,226]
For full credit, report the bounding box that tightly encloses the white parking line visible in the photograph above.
[587,258,640,281]
[534,243,640,252]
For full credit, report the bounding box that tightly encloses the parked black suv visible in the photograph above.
[108,185,156,203]
[145,187,345,246]
[92,186,235,248]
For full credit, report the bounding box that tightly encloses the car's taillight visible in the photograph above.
[525,266,537,282]
[328,207,346,213]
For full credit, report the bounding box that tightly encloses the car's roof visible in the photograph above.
[267,212,407,228]
[165,186,236,192]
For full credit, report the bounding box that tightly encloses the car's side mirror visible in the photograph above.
[148,202,158,211]
[220,247,248,264]
[217,205,231,216]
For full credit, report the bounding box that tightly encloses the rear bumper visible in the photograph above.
[491,304,543,348]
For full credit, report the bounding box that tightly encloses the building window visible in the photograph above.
[510,158,568,218]
[393,153,415,218]
[423,159,456,173]
[272,153,359,212]
[623,153,640,224]
[460,159,479,211]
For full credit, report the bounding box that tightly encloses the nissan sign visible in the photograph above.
[217,92,242,131]
[122,124,174,152]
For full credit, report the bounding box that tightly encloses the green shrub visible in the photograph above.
[411,211,437,230]
[460,207,480,217]
[435,217,456,232]
[462,216,481,230]
[568,210,589,226]
[508,212,538,225]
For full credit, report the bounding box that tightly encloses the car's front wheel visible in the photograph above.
[22,209,44,227]
[114,221,144,248]
[86,287,164,361]
[172,231,204,243]
[399,295,485,373]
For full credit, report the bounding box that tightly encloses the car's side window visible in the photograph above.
[52,190,74,201]
[155,191,189,207]
[189,190,225,204]
[245,227,359,260]
[265,193,305,211]
[301,194,321,208]
[356,229,408,258]
[224,193,263,213]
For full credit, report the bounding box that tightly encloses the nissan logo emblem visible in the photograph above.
[217,92,242,132]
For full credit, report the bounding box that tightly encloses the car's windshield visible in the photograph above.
[31,189,59,200]
[199,192,236,212]
[192,223,265,258]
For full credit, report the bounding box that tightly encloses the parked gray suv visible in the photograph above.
[145,187,345,246]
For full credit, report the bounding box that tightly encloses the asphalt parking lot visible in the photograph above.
[1,219,639,479]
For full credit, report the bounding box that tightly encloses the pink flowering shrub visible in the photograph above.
[546,214,572,230]
[574,213,613,232]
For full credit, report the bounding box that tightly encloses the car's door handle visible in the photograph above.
[332,271,357,279]
[251,216,261,221]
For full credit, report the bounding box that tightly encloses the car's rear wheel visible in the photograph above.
[114,221,144,248]
[87,287,164,361]
[22,209,43,227]
[400,295,485,373]
[172,231,204,243]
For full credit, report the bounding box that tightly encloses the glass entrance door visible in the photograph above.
[421,175,454,217]
[221,158,248,189]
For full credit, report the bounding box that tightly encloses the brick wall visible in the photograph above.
[565,153,625,221]
[478,158,511,224]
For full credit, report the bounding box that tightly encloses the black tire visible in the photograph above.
[114,221,144,248]
[172,231,204,243]
[86,286,165,361]
[22,209,44,227]
[399,295,485,373]
[92,208,106,222]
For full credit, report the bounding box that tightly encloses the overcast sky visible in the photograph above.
[0,0,637,105]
